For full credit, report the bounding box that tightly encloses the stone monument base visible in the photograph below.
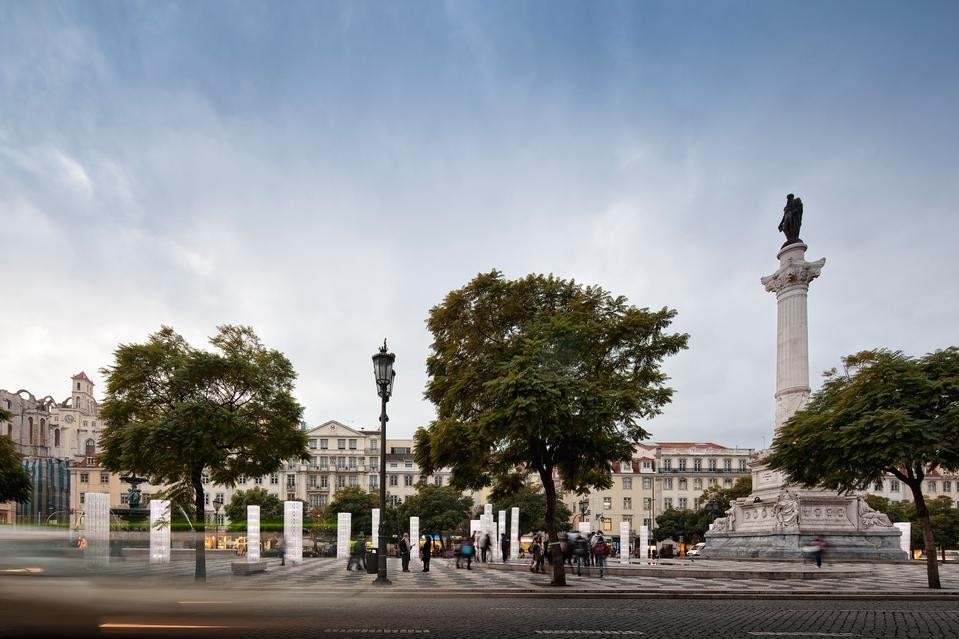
[704,487,907,561]
[704,531,905,560]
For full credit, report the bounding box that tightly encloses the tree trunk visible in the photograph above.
[539,465,566,587]
[909,481,941,589]
[193,473,207,583]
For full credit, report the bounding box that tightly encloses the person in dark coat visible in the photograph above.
[501,532,510,563]
[399,533,412,572]
[420,534,433,572]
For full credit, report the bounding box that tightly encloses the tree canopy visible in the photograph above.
[654,508,705,545]
[0,408,32,504]
[98,325,309,581]
[765,347,959,589]
[225,486,285,524]
[324,486,378,536]
[398,484,473,537]
[489,485,572,535]
[415,270,688,585]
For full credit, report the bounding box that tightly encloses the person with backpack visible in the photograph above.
[570,532,588,576]
[592,533,610,578]
[399,533,412,572]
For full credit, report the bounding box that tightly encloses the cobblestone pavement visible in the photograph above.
[77,556,959,597]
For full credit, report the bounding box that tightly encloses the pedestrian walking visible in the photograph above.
[347,536,365,572]
[480,532,492,563]
[420,534,433,572]
[399,533,412,572]
[592,533,610,578]
[808,536,827,568]
[570,533,588,576]
[501,532,510,563]
[530,533,546,574]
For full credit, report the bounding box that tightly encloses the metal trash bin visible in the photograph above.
[365,548,378,574]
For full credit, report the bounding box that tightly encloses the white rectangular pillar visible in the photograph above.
[86,492,110,568]
[497,510,506,560]
[337,512,351,559]
[149,499,171,563]
[371,508,380,548]
[894,522,911,557]
[284,501,303,565]
[409,516,420,568]
[619,520,631,564]
[247,505,261,562]
[510,507,519,560]
[639,525,650,561]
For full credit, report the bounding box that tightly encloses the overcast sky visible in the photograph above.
[2,1,957,451]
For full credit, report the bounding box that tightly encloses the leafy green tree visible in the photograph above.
[225,487,285,524]
[654,508,705,545]
[698,476,752,522]
[926,496,959,562]
[98,325,309,582]
[0,408,32,503]
[398,484,473,537]
[490,485,572,535]
[324,486,378,536]
[766,347,959,589]
[415,270,688,585]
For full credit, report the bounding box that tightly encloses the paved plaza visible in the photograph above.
[57,555,959,598]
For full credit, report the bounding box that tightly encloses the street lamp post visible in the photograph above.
[212,496,224,550]
[577,499,590,528]
[372,340,396,586]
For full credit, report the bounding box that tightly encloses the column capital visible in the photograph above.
[761,244,825,294]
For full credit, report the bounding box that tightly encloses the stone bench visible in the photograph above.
[231,560,270,575]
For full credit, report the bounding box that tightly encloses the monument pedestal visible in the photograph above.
[705,227,905,560]
[705,476,905,560]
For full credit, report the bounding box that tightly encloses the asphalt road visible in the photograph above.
[2,581,958,639]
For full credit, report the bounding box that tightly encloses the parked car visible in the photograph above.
[687,542,706,557]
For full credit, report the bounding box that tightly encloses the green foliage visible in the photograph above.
[766,347,959,588]
[398,484,473,536]
[654,508,706,543]
[698,476,752,518]
[324,486,378,536]
[225,486,285,522]
[927,497,959,557]
[98,325,309,581]
[864,495,912,526]
[0,409,32,503]
[416,270,688,548]
[490,485,572,534]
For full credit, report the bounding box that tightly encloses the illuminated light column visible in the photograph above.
[284,501,303,565]
[247,506,261,562]
[510,507,520,561]
[337,512,351,559]
[150,499,171,564]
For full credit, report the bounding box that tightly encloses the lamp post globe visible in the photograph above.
[372,339,395,585]
[212,496,223,549]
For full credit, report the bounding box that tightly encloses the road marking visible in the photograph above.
[322,630,430,634]
[100,623,241,630]
[748,634,859,637]
[535,632,644,635]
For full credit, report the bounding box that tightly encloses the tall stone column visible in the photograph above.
[761,242,825,432]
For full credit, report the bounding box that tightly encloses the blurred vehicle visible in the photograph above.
[687,542,706,557]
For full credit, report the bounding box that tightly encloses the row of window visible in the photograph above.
[630,476,733,490]
[873,479,952,494]
[661,458,749,472]
[601,496,700,511]
[307,438,361,450]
